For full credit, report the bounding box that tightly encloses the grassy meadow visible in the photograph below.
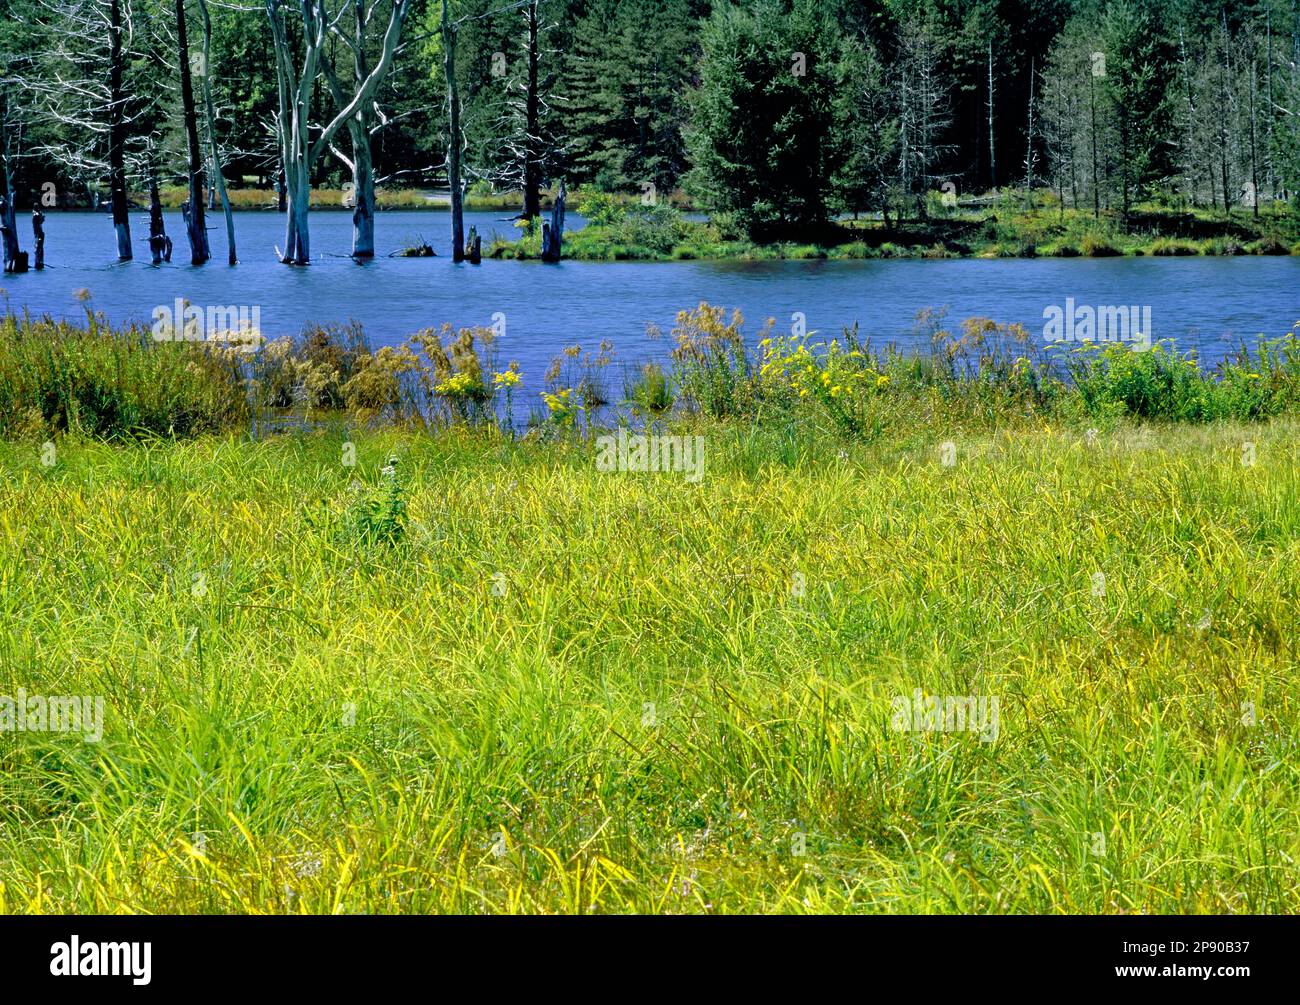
[0,309,1298,913]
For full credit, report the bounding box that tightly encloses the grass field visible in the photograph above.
[1,413,1296,913]
[151,185,541,213]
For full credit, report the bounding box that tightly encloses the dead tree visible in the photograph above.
[31,0,153,260]
[196,0,237,263]
[266,0,408,264]
[987,39,996,190]
[0,83,28,271]
[322,0,413,259]
[266,0,326,263]
[1023,57,1039,201]
[895,20,952,221]
[521,0,541,221]
[0,196,21,272]
[107,0,131,258]
[494,0,562,224]
[175,0,209,264]
[442,0,464,263]
[146,159,172,263]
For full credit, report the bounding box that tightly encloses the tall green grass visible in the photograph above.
[0,311,248,438]
[0,416,1296,912]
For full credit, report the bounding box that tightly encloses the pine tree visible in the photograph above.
[687,0,840,239]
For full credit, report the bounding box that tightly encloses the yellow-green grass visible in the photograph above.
[0,416,1296,913]
[149,186,534,212]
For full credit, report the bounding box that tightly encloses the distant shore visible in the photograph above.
[492,196,1300,262]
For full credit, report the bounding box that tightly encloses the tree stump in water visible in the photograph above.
[539,180,566,263]
[0,195,24,273]
[0,221,14,272]
[465,225,481,264]
[149,182,172,264]
[31,209,45,270]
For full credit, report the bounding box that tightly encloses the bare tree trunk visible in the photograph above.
[147,167,171,263]
[1024,57,1037,199]
[348,2,375,259]
[349,123,375,258]
[323,0,378,259]
[987,40,996,190]
[268,0,319,264]
[109,0,132,260]
[176,0,209,264]
[1089,72,1100,219]
[1266,7,1276,199]
[32,208,44,270]
[198,0,236,263]
[0,188,20,272]
[1219,23,1232,214]
[1249,58,1260,217]
[522,0,542,222]
[540,177,564,261]
[443,0,464,262]
[267,0,407,264]
[282,160,311,264]
[1178,29,1202,207]
[0,91,23,270]
[0,198,18,272]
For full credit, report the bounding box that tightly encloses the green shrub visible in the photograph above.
[1082,233,1121,257]
[1064,342,1219,420]
[575,190,625,227]
[1248,235,1290,255]
[1151,238,1200,256]
[626,362,674,414]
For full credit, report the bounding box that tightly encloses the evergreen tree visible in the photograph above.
[564,0,695,193]
[1101,0,1171,221]
[830,33,898,224]
[686,0,840,238]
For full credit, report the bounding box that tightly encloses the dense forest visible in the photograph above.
[1,0,1298,259]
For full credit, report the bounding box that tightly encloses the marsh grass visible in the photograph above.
[0,415,1297,913]
[0,311,249,438]
[153,186,505,212]
[7,308,1300,446]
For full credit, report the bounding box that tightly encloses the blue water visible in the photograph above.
[4,210,1298,404]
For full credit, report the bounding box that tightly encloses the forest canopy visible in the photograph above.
[1,0,1297,250]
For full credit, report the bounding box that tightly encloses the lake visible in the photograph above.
[4,209,1299,406]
